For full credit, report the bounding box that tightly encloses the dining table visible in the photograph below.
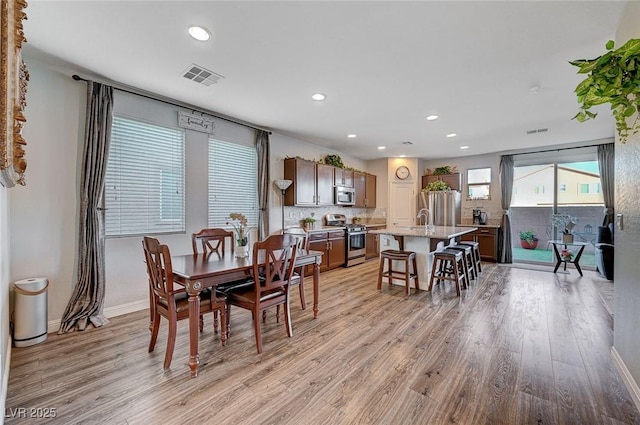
[170,248,323,377]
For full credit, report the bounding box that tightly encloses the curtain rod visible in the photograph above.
[509,139,613,157]
[72,74,272,134]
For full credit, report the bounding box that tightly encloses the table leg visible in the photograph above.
[187,281,202,378]
[573,245,585,276]
[313,261,320,318]
[552,243,562,273]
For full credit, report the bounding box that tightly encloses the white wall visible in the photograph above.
[612,0,640,408]
[9,58,84,325]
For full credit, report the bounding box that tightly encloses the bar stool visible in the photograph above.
[428,249,468,297]
[377,250,420,295]
[455,241,482,274]
[445,243,476,281]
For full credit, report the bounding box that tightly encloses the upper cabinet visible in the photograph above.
[421,173,461,191]
[284,158,334,206]
[334,168,354,187]
[284,158,376,207]
[354,172,376,208]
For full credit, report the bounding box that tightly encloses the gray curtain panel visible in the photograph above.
[58,81,113,333]
[597,143,615,226]
[499,155,514,263]
[256,130,270,240]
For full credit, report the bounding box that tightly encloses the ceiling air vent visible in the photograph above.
[526,128,549,135]
[182,64,225,86]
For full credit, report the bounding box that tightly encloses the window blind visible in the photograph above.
[105,116,186,237]
[208,138,258,229]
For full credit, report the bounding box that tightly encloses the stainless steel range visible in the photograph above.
[325,214,367,267]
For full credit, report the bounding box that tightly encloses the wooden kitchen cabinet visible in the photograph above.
[354,172,376,208]
[422,173,461,191]
[365,228,382,260]
[307,229,346,272]
[459,226,499,262]
[284,158,334,206]
[334,168,354,187]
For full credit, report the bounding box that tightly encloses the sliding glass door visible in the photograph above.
[510,159,604,267]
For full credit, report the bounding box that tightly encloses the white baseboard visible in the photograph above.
[611,346,640,412]
[47,299,148,334]
[1,335,12,425]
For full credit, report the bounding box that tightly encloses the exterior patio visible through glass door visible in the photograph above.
[510,160,604,268]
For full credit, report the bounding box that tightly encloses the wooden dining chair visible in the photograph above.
[224,234,298,354]
[192,228,235,255]
[283,227,308,309]
[142,236,227,369]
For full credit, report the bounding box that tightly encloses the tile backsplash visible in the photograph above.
[283,206,387,228]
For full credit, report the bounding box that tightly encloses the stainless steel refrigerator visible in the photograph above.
[419,190,461,226]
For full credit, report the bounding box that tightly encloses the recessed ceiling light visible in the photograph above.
[312,93,326,101]
[426,115,439,121]
[460,146,469,150]
[398,155,406,158]
[378,146,386,150]
[446,133,457,138]
[347,134,357,138]
[188,26,211,41]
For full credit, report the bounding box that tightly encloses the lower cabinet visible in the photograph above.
[365,229,382,260]
[307,230,346,273]
[460,226,499,262]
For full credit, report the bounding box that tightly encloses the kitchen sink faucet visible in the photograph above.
[417,208,434,232]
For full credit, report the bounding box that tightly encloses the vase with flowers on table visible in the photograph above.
[227,213,252,258]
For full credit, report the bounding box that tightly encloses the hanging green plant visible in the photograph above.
[570,39,640,143]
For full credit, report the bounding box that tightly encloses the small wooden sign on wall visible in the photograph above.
[178,111,215,134]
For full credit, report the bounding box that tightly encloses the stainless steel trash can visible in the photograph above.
[13,277,48,347]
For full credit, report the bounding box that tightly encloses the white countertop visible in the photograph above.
[369,225,477,239]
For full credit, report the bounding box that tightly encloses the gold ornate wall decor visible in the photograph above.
[1,0,29,188]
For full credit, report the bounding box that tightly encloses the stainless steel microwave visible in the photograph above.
[335,186,355,206]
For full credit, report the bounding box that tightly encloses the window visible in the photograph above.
[208,138,258,229]
[579,182,601,194]
[534,185,545,194]
[467,167,491,200]
[105,116,186,237]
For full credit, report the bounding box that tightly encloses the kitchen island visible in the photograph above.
[369,225,477,289]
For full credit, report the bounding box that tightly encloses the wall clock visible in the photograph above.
[395,166,410,180]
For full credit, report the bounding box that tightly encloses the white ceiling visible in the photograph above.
[24,1,626,160]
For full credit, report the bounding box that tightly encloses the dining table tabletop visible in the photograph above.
[170,248,323,377]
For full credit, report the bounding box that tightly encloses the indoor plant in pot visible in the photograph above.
[302,217,316,230]
[519,229,539,250]
[570,39,640,143]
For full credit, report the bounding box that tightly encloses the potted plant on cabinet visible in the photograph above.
[423,180,451,192]
[519,230,539,249]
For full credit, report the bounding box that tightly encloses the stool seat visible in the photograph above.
[378,250,420,295]
[455,241,482,273]
[429,249,468,297]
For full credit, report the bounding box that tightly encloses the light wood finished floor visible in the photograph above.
[6,261,639,424]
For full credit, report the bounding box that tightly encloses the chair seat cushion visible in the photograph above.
[215,277,255,297]
[158,289,212,314]
[227,286,285,304]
